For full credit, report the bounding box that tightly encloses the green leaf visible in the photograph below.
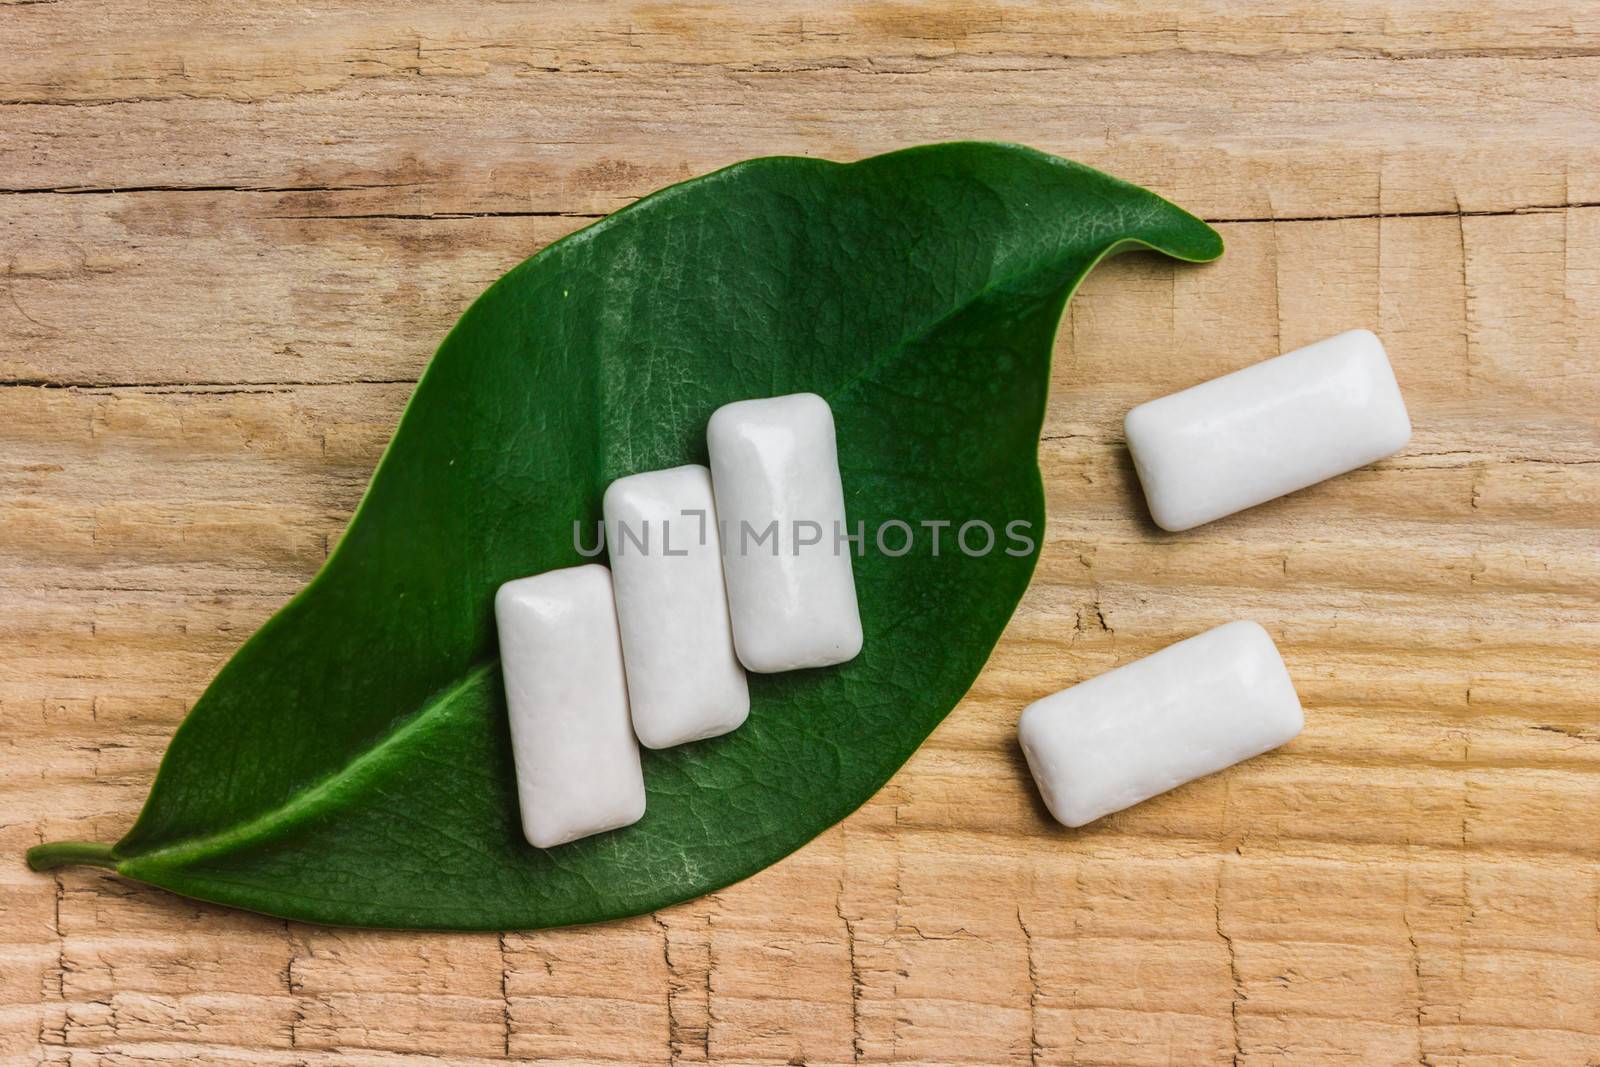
[28,143,1220,929]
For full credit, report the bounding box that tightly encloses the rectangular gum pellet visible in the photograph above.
[495,564,646,848]
[706,392,863,673]
[603,464,750,749]
[1124,329,1412,532]
[1017,620,1303,828]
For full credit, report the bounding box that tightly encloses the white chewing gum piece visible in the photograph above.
[1124,329,1412,532]
[1018,621,1304,828]
[706,392,864,673]
[495,564,646,849]
[604,464,750,749]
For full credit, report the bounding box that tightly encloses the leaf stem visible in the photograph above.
[26,841,117,872]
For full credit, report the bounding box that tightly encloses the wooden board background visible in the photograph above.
[3,2,1599,1064]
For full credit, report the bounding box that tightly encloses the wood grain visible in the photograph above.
[2,2,1596,1065]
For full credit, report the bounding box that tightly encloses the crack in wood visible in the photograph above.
[1401,870,1430,1067]
[655,910,715,1064]
[653,913,681,1064]
[268,211,607,222]
[1016,906,1042,1067]
[1215,861,1244,1067]
[282,920,304,1051]
[497,931,512,1058]
[2,42,1598,95]
[0,181,425,196]
[835,879,865,1064]
[0,377,421,391]
[1211,200,1600,225]
[3,181,1596,229]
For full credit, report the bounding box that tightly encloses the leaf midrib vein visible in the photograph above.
[122,661,498,872]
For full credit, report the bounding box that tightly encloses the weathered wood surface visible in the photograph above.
[2,2,1598,1064]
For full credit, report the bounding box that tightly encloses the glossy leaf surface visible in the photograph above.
[29,144,1221,928]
